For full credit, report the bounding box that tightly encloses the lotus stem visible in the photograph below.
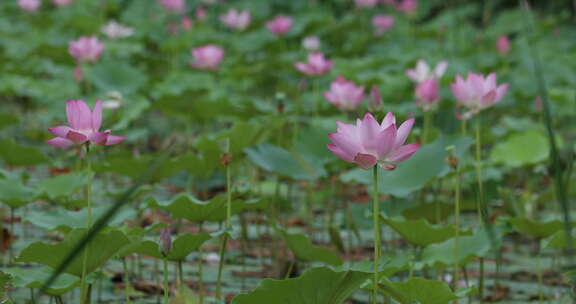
[163,258,169,304]
[422,110,432,144]
[122,258,131,304]
[372,165,381,304]
[80,143,93,304]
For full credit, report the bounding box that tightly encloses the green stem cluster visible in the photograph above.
[372,166,381,304]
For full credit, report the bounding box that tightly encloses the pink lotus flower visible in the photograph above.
[324,76,365,111]
[450,72,509,119]
[496,35,511,56]
[355,0,378,8]
[327,113,419,169]
[396,0,417,15]
[294,53,333,76]
[158,0,185,13]
[372,15,395,35]
[181,16,193,31]
[368,87,383,112]
[415,78,440,111]
[406,59,448,83]
[52,0,73,6]
[47,100,125,147]
[18,0,41,12]
[302,36,321,51]
[68,36,104,63]
[220,9,251,31]
[266,16,293,36]
[190,45,224,70]
[196,7,207,20]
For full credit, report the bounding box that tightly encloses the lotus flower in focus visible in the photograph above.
[302,36,321,51]
[220,9,251,31]
[496,35,511,56]
[266,16,293,36]
[406,59,447,83]
[372,15,395,35]
[158,0,185,13]
[69,36,104,63]
[415,78,440,111]
[294,53,333,76]
[101,21,134,39]
[18,0,40,12]
[327,113,419,169]
[324,76,365,111]
[47,100,125,147]
[190,45,224,70]
[450,72,509,119]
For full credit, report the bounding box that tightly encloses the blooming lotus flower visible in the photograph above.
[68,36,104,63]
[450,72,509,119]
[355,0,378,8]
[190,45,224,70]
[396,0,417,15]
[101,21,134,39]
[220,9,251,31]
[324,76,365,111]
[415,78,440,111]
[302,36,320,51]
[496,35,511,56]
[18,0,40,12]
[327,113,419,169]
[47,100,125,147]
[368,87,383,112]
[372,15,395,35]
[266,16,293,36]
[406,59,448,83]
[52,0,73,6]
[158,0,185,13]
[294,53,333,76]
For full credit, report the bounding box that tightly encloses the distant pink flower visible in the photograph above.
[372,15,395,35]
[266,16,293,36]
[324,76,365,111]
[496,35,511,56]
[355,0,378,8]
[47,100,125,147]
[396,0,417,15]
[327,113,419,169]
[68,36,104,63]
[302,36,321,51]
[158,0,185,13]
[368,87,383,112]
[406,59,448,83]
[415,78,440,111]
[52,0,73,6]
[190,45,224,70]
[18,0,41,12]
[182,16,193,31]
[220,9,251,31]
[196,7,207,20]
[450,72,509,119]
[294,53,333,76]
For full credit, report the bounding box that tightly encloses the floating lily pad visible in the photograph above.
[380,278,475,304]
[0,177,35,208]
[123,233,212,261]
[509,217,563,239]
